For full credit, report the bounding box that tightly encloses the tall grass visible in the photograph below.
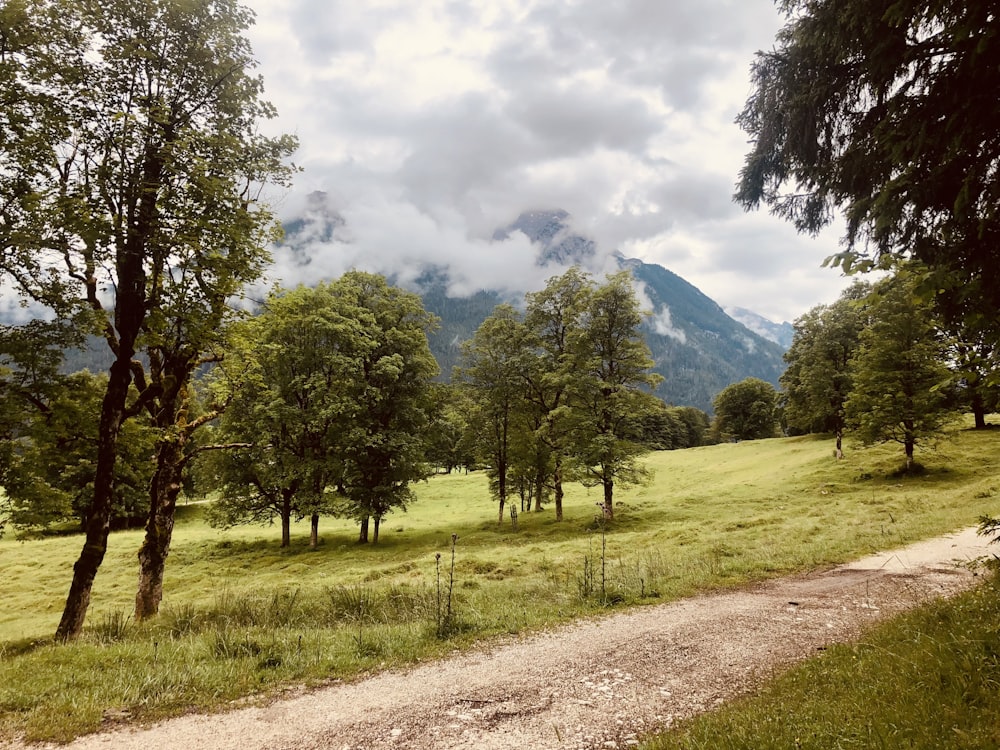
[0,422,998,742]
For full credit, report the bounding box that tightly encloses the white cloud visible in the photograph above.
[245,0,857,323]
[651,306,687,344]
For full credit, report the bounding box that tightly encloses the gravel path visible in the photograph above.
[11,527,993,750]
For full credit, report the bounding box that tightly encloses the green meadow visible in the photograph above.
[1,423,998,743]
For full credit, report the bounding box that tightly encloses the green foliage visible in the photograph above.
[332,272,440,542]
[459,303,533,521]
[462,268,664,519]
[423,383,476,474]
[572,270,663,511]
[713,378,779,441]
[845,272,959,469]
[3,372,155,534]
[1,0,298,636]
[203,272,439,545]
[781,281,870,440]
[0,323,156,534]
[736,0,1000,332]
[643,571,1000,750]
[628,392,713,451]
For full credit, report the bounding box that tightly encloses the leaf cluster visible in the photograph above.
[736,0,1000,336]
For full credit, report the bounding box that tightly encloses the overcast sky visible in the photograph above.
[245,0,855,324]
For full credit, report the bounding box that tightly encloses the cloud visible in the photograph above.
[245,0,856,323]
[650,306,688,344]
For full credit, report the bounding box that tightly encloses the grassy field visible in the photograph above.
[1,423,998,742]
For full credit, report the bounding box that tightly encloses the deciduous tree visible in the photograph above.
[335,272,439,543]
[713,378,778,441]
[202,283,365,547]
[572,271,662,518]
[521,268,593,521]
[0,0,295,636]
[459,305,530,525]
[845,273,957,472]
[781,281,870,457]
[0,321,154,534]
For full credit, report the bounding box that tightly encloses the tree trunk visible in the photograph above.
[373,516,381,543]
[57,141,160,639]
[971,386,987,429]
[553,457,563,520]
[281,491,292,548]
[358,515,369,543]
[497,457,507,526]
[310,513,319,548]
[603,476,614,520]
[55,357,133,640]
[134,433,185,620]
[135,374,200,621]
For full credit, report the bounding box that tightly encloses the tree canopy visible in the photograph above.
[781,281,870,456]
[205,273,439,546]
[845,272,958,471]
[462,268,662,522]
[713,378,779,441]
[736,1,1000,331]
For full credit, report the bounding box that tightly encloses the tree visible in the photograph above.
[845,273,957,472]
[334,272,439,543]
[572,271,662,518]
[672,406,712,448]
[521,268,593,521]
[459,305,530,525]
[2,371,155,534]
[631,392,683,451]
[0,0,295,637]
[781,281,870,457]
[713,378,778,441]
[736,1,1000,339]
[205,274,438,546]
[202,283,364,547]
[938,300,999,430]
[0,321,155,534]
[424,384,475,475]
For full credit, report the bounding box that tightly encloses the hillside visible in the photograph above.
[419,211,788,411]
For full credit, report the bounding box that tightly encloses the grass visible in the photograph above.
[0,421,998,742]
[641,568,1000,750]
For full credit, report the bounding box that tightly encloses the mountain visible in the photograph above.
[414,210,788,412]
[725,306,795,349]
[492,209,597,266]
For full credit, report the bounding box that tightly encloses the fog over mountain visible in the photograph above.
[264,193,621,302]
[725,307,795,349]
[274,205,788,411]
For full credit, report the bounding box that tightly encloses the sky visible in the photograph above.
[244,0,857,325]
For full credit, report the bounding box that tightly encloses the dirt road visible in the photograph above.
[13,527,993,750]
